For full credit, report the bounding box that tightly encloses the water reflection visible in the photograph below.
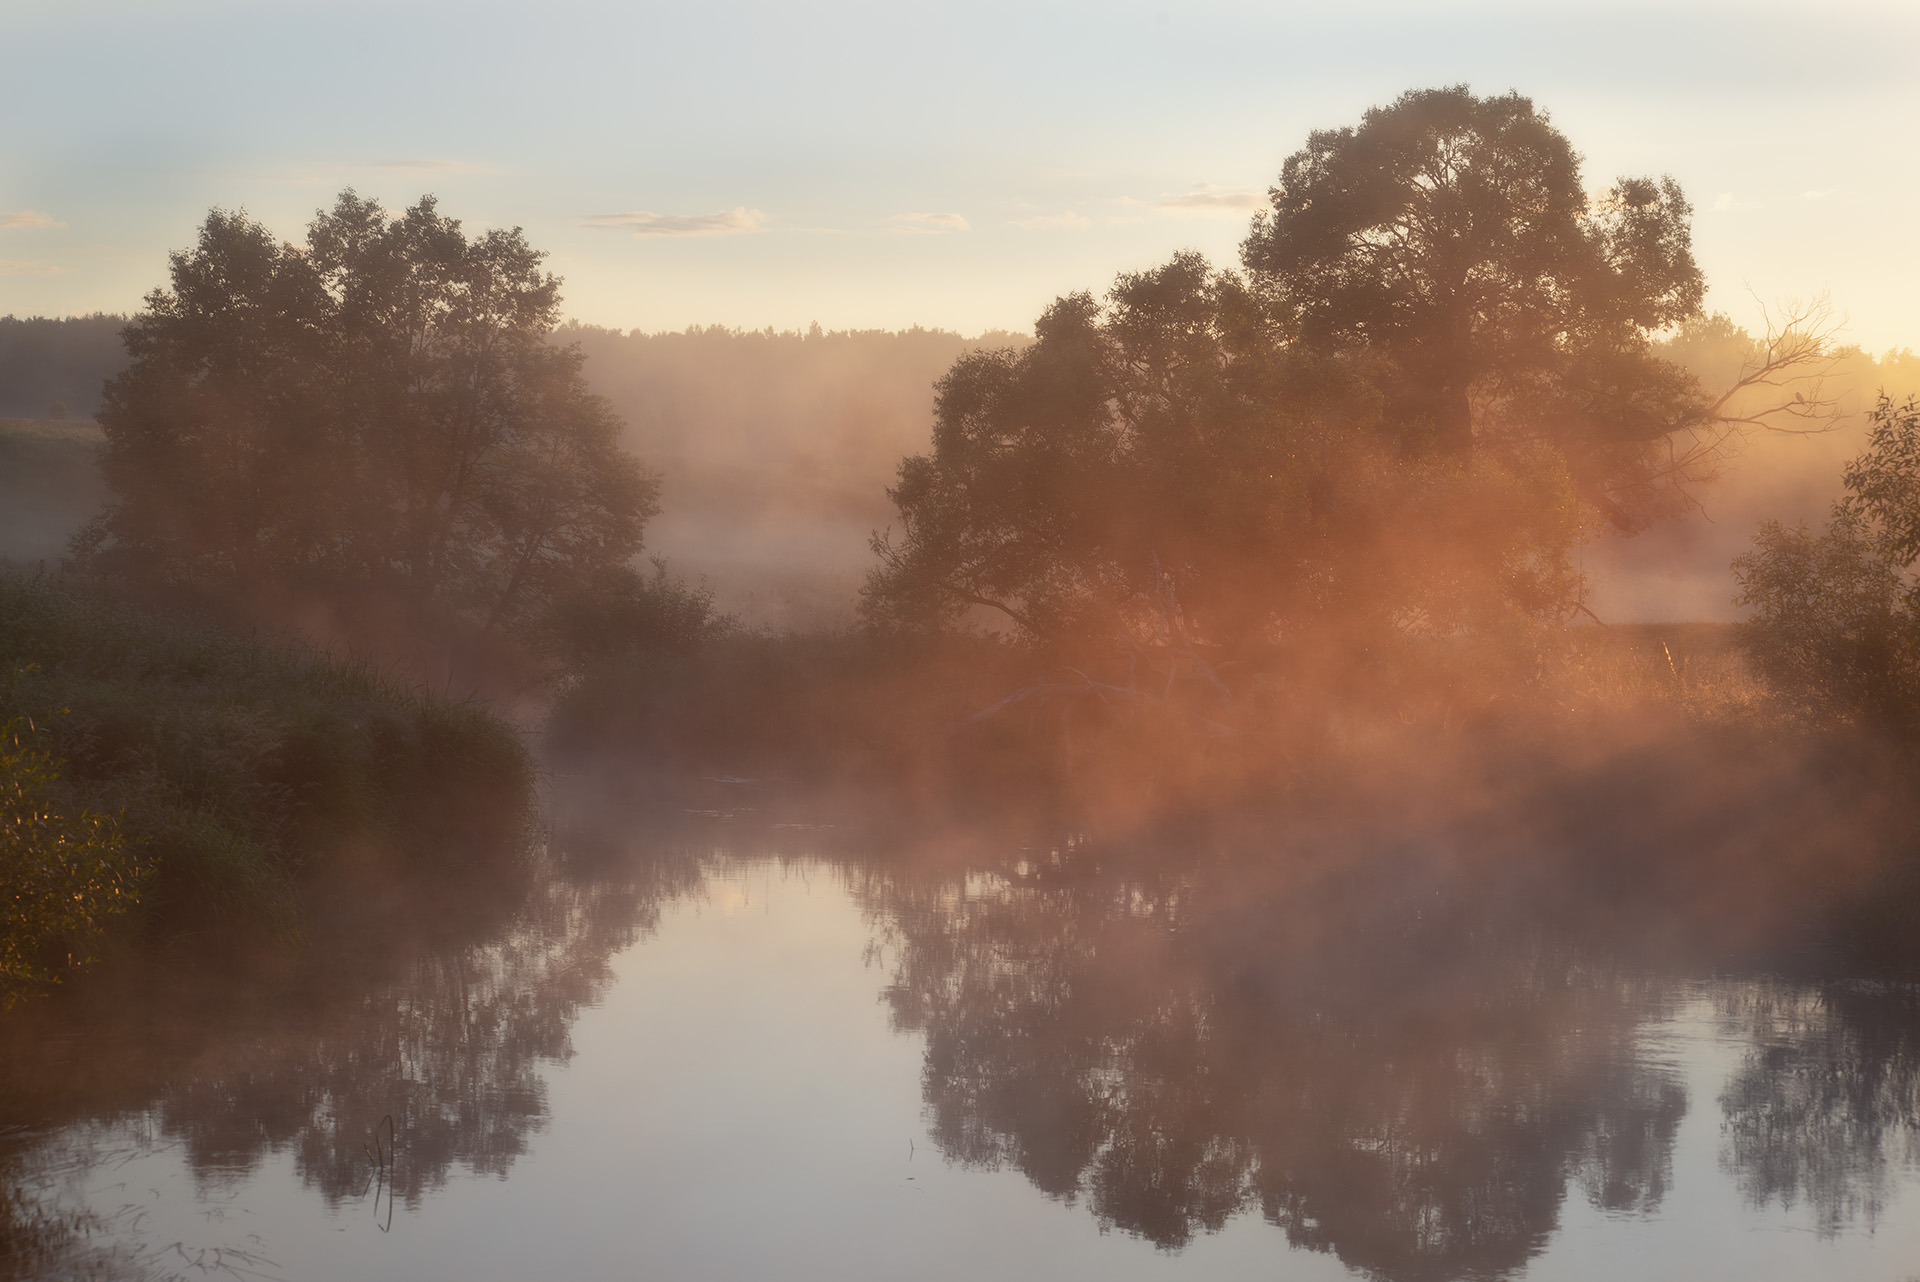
[859,841,1691,1278]
[0,841,705,1278]
[2,810,1918,1281]
[1719,979,1920,1235]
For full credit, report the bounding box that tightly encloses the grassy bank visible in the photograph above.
[0,571,535,1004]
[0,418,107,565]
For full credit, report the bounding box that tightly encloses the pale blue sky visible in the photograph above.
[3,0,1916,349]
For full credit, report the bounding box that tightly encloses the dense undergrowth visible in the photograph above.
[0,571,535,1005]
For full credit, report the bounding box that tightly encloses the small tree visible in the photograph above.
[1,713,145,1006]
[77,193,660,644]
[1734,397,1920,728]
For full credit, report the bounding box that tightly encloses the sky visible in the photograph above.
[3,0,1917,350]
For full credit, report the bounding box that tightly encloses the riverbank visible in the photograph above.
[0,571,536,1005]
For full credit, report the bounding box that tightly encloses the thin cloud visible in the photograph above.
[1802,189,1834,201]
[1152,184,1265,214]
[368,159,494,174]
[256,161,497,186]
[1713,192,1756,212]
[1014,210,1092,231]
[582,207,767,237]
[0,211,63,229]
[0,260,61,275]
[889,212,969,234]
[255,166,343,187]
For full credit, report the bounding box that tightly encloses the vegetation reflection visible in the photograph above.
[857,837,1689,1276]
[0,838,704,1278]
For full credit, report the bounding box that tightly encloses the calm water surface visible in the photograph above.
[4,815,1919,1281]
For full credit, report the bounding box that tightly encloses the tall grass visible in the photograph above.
[0,570,534,986]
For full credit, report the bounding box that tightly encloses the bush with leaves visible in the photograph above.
[1734,397,1920,729]
[1,712,147,1007]
[0,572,535,949]
[543,558,733,672]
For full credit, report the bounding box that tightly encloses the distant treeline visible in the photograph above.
[562,323,1030,624]
[562,322,1029,472]
[0,314,129,419]
[0,312,1023,440]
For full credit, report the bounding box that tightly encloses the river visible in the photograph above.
[3,793,1918,1281]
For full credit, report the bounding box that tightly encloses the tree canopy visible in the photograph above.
[1241,86,1713,530]
[77,192,659,641]
[865,253,1582,670]
[868,88,1831,678]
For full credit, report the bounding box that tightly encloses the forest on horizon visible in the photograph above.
[8,311,1920,628]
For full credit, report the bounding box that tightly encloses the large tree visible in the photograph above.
[868,88,1831,680]
[78,193,658,639]
[1241,86,1818,531]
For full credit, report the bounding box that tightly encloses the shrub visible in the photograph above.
[0,571,535,956]
[0,714,147,1007]
[542,558,732,671]
[1734,397,1920,730]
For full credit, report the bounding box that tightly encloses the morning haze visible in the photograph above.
[3,6,1920,1281]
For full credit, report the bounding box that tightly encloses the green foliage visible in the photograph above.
[0,571,535,952]
[867,254,1341,642]
[1242,86,1710,528]
[863,252,1586,663]
[865,89,1730,701]
[75,193,659,644]
[1734,397,1920,728]
[543,558,733,670]
[1,713,147,1008]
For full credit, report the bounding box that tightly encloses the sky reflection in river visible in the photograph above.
[4,826,1919,1282]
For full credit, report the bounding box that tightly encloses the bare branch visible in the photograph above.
[1697,293,1846,435]
[941,585,1043,636]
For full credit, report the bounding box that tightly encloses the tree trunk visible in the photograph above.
[1435,381,1473,456]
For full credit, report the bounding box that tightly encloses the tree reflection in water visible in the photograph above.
[4,809,1919,1282]
[858,838,1690,1280]
[0,835,705,1276]
[1719,979,1920,1236]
